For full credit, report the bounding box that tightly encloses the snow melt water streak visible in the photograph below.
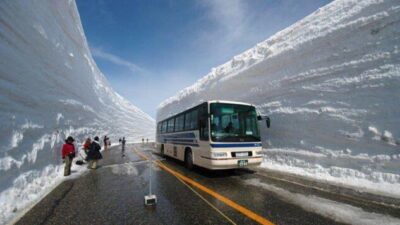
[0,1,154,224]
[158,0,400,196]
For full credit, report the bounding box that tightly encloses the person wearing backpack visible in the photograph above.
[87,136,102,169]
[62,136,76,176]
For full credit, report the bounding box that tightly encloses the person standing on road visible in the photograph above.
[62,136,76,176]
[87,136,102,169]
[121,137,126,157]
[103,135,108,151]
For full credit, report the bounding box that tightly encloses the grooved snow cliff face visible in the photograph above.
[158,0,400,195]
[0,1,154,223]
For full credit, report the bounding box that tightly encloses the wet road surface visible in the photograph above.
[15,144,400,225]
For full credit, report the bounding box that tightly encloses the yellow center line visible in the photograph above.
[134,148,275,225]
[175,175,237,225]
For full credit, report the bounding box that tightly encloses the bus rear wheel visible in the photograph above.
[185,148,193,170]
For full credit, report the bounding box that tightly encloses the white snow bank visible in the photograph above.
[158,0,400,197]
[3,163,87,225]
[245,178,400,225]
[262,148,400,198]
[0,0,154,224]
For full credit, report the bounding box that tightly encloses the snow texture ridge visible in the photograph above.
[245,178,400,225]
[0,1,154,224]
[158,0,400,196]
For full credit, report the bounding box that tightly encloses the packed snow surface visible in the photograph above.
[245,178,400,225]
[158,0,400,196]
[0,1,154,224]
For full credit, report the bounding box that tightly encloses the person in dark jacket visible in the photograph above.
[87,136,102,169]
[62,136,76,176]
[121,137,126,157]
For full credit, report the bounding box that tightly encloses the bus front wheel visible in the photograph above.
[185,148,193,170]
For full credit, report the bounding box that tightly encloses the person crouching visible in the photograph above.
[62,136,76,176]
[87,136,102,169]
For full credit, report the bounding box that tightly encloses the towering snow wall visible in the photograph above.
[158,0,400,196]
[0,0,154,223]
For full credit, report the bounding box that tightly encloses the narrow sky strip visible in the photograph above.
[76,0,331,117]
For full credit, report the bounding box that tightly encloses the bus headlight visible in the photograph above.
[255,150,263,156]
[212,152,227,158]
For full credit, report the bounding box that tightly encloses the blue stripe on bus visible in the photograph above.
[173,142,199,147]
[159,141,199,147]
[210,143,262,148]
[165,140,197,144]
[158,133,197,144]
[167,140,193,143]
[158,137,195,141]
[161,133,196,139]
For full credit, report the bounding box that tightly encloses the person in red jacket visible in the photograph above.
[62,136,76,176]
[83,138,91,154]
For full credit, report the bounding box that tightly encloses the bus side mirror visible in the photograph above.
[257,115,262,121]
[266,117,271,128]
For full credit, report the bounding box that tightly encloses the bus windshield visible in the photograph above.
[210,103,260,142]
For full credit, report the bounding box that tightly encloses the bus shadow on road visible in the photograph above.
[159,155,256,179]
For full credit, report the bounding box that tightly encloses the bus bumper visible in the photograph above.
[202,156,263,170]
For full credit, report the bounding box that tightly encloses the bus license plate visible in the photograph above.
[238,160,248,167]
[236,152,248,157]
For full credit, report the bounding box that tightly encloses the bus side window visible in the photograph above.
[199,104,209,140]
[175,114,184,132]
[184,109,199,130]
[191,110,198,130]
[162,121,167,133]
[184,111,192,130]
[158,123,162,133]
[167,118,175,133]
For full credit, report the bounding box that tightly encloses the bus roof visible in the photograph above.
[207,100,254,106]
[157,100,255,123]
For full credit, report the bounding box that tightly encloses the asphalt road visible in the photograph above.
[15,144,400,225]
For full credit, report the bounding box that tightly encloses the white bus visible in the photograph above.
[156,100,270,170]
